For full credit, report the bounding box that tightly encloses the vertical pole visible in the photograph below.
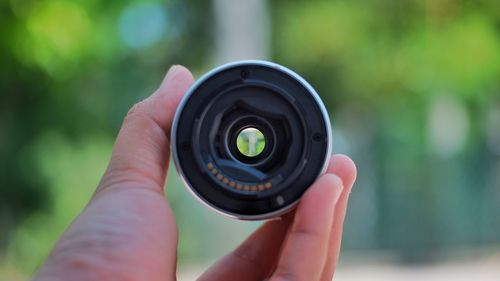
[212,0,270,64]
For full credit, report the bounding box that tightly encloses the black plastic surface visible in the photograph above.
[174,63,330,217]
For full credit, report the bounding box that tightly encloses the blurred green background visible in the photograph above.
[1,0,500,279]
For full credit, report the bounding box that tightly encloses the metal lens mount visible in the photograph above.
[171,60,332,220]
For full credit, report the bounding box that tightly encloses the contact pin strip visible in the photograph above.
[207,162,272,191]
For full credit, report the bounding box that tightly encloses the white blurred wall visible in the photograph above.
[213,0,270,64]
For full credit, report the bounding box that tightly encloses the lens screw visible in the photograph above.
[313,133,323,142]
[240,69,249,80]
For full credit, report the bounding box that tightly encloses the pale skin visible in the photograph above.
[33,65,357,281]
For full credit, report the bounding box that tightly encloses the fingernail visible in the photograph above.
[155,65,183,92]
[165,65,182,80]
[168,64,181,72]
[323,173,344,203]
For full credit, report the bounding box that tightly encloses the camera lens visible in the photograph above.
[171,60,332,220]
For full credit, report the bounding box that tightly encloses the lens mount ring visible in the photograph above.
[171,60,332,220]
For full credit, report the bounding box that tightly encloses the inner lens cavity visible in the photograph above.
[236,127,266,157]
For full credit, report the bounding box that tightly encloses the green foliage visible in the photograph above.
[6,133,112,272]
[0,0,214,276]
[273,0,500,104]
[272,0,500,261]
[1,0,500,277]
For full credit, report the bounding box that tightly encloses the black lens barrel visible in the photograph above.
[171,61,332,220]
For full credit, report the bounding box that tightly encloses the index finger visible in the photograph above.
[270,174,343,281]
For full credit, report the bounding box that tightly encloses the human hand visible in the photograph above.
[33,65,357,281]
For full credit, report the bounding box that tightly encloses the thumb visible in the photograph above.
[33,66,194,281]
[99,65,194,192]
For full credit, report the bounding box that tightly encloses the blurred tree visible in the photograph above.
[0,0,213,257]
[271,0,500,261]
[1,0,500,277]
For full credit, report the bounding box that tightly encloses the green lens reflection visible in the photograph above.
[236,127,266,157]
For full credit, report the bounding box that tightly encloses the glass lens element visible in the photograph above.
[236,127,266,157]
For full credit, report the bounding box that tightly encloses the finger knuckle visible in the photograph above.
[292,226,323,241]
[122,101,158,133]
[272,267,300,281]
[126,101,148,120]
[231,243,266,272]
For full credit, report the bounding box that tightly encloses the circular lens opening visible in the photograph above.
[236,127,266,157]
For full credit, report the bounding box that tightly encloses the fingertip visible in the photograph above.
[152,64,194,106]
[321,173,343,186]
[327,154,357,189]
[299,173,344,216]
[160,64,194,89]
[272,173,344,281]
[144,65,195,132]
[318,173,344,203]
